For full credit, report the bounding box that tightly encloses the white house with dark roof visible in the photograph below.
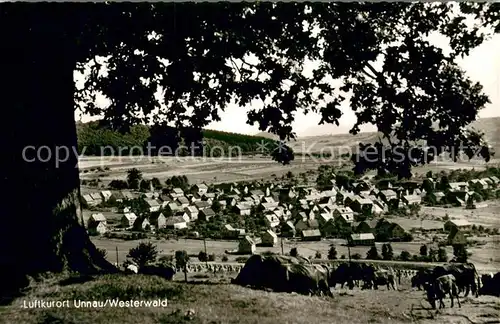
[264,214,280,228]
[184,206,199,221]
[121,213,137,229]
[145,199,161,212]
[236,203,252,216]
[166,216,188,229]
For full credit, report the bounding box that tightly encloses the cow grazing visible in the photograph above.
[366,270,397,290]
[479,272,500,297]
[425,274,461,309]
[433,263,480,297]
[332,263,375,289]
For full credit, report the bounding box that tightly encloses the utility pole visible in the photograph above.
[281,237,284,255]
[203,237,208,267]
[347,244,351,263]
[115,246,119,267]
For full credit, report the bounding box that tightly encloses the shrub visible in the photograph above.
[340,255,346,259]
[198,251,208,262]
[235,256,249,263]
[221,255,229,262]
[437,248,448,262]
[290,247,298,257]
[399,250,411,261]
[351,253,362,260]
[327,245,337,260]
[366,246,379,260]
[315,251,322,259]
[208,254,216,262]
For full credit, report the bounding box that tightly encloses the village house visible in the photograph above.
[223,224,241,239]
[165,216,188,230]
[379,189,397,203]
[192,183,208,195]
[100,190,112,201]
[144,199,161,212]
[402,194,422,206]
[261,202,279,211]
[170,188,185,198]
[449,182,469,192]
[250,189,265,200]
[173,211,191,223]
[348,233,375,246]
[194,200,211,211]
[444,219,472,232]
[235,203,252,216]
[332,207,354,224]
[317,212,333,226]
[489,176,500,186]
[122,191,135,200]
[184,206,199,221]
[199,208,216,221]
[349,196,373,214]
[427,191,445,204]
[261,230,278,247]
[89,192,103,205]
[280,221,296,238]
[176,196,190,208]
[294,218,319,233]
[301,229,322,241]
[238,236,256,254]
[112,191,125,202]
[447,227,467,245]
[88,213,107,227]
[121,213,137,229]
[469,179,488,190]
[165,202,181,214]
[88,221,107,235]
[150,212,167,230]
[352,220,378,234]
[264,214,280,228]
[134,217,151,231]
[82,194,98,206]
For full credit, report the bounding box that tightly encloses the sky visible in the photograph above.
[75,32,500,138]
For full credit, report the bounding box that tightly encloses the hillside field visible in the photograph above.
[2,273,499,324]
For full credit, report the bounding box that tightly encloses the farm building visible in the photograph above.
[281,221,296,238]
[223,224,241,239]
[194,200,210,210]
[261,230,278,247]
[349,197,373,214]
[90,192,103,204]
[301,229,322,241]
[88,221,107,236]
[165,216,187,230]
[100,190,112,201]
[165,202,181,213]
[88,213,107,227]
[352,220,378,233]
[134,217,151,231]
[235,203,252,216]
[82,194,96,206]
[176,196,190,207]
[121,213,137,228]
[184,206,199,221]
[379,190,397,203]
[238,236,256,254]
[444,219,472,232]
[199,208,216,221]
[112,191,125,202]
[122,191,135,200]
[150,213,167,230]
[192,183,208,195]
[170,188,185,197]
[144,199,161,212]
[447,228,467,245]
[264,214,280,228]
[402,195,422,206]
[348,233,375,246]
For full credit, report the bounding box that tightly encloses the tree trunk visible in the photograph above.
[0,11,114,302]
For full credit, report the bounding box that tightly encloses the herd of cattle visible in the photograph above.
[122,255,500,310]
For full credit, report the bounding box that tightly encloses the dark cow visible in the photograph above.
[411,269,433,290]
[433,263,480,297]
[365,269,397,290]
[479,272,500,297]
[286,263,333,297]
[424,274,461,309]
[331,263,375,289]
[412,264,479,297]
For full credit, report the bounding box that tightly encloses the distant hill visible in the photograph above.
[76,121,276,156]
[290,117,500,155]
[254,132,280,140]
